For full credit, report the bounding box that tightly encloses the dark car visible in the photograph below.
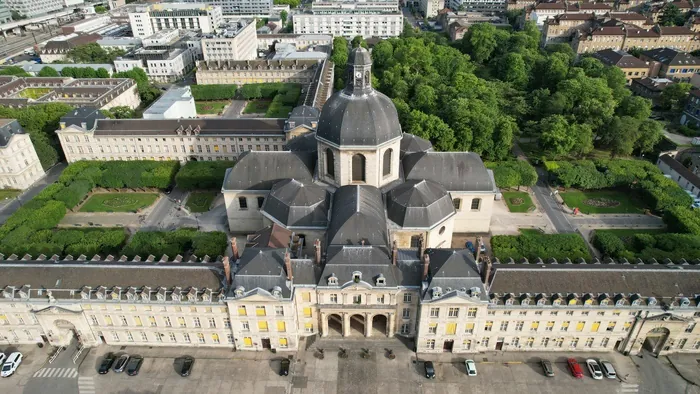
[465,241,475,254]
[164,184,174,194]
[424,361,435,379]
[98,353,116,374]
[541,359,554,377]
[113,354,129,373]
[126,356,143,376]
[280,359,290,376]
[180,356,194,377]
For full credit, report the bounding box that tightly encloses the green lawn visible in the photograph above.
[186,191,217,213]
[593,229,666,249]
[559,190,648,214]
[79,193,159,213]
[502,191,535,213]
[18,88,51,99]
[243,100,271,114]
[195,100,228,115]
[0,189,21,200]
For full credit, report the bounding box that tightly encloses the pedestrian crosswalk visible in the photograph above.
[32,367,79,378]
[619,383,639,393]
[78,376,95,394]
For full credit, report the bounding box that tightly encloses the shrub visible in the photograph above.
[54,179,92,208]
[664,206,700,235]
[485,161,537,189]
[175,161,236,190]
[191,84,237,101]
[491,231,591,261]
[592,231,626,258]
[121,229,227,258]
[192,231,228,257]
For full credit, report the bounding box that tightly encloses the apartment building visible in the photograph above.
[420,0,444,18]
[640,48,700,82]
[657,154,700,197]
[681,89,700,128]
[293,1,403,38]
[0,1,11,23]
[201,21,257,62]
[529,1,611,26]
[542,13,596,45]
[196,58,322,85]
[0,120,45,190]
[257,34,333,52]
[449,0,506,13]
[630,76,674,103]
[5,0,63,18]
[129,3,223,38]
[114,30,198,83]
[205,0,272,16]
[573,24,700,54]
[593,49,650,83]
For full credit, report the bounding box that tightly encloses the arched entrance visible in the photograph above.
[643,327,670,355]
[327,314,343,337]
[349,314,365,336]
[352,154,366,183]
[52,319,79,346]
[372,314,388,337]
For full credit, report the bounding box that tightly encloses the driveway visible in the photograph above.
[222,100,247,119]
[663,130,693,146]
[0,162,66,225]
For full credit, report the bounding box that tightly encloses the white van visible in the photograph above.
[1,352,22,377]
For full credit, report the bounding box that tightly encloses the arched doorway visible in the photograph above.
[372,314,388,337]
[327,314,343,337]
[52,319,79,346]
[352,154,366,183]
[349,314,365,336]
[643,327,670,355]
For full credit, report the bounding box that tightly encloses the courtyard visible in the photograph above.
[78,192,160,213]
[559,190,648,214]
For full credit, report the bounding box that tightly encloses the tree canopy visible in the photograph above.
[66,43,125,64]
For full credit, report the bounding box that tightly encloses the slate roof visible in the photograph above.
[233,248,291,297]
[222,151,316,191]
[287,131,318,152]
[93,118,286,136]
[316,48,402,147]
[659,154,700,190]
[287,105,320,130]
[400,133,433,158]
[59,107,107,131]
[422,249,487,301]
[245,224,292,249]
[326,185,388,246]
[386,180,455,228]
[641,48,700,66]
[0,119,24,147]
[261,178,329,228]
[593,49,649,68]
[403,152,494,192]
[321,245,410,287]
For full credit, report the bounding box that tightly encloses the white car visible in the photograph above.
[586,359,603,380]
[1,352,22,377]
[465,359,477,376]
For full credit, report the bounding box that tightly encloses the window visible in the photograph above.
[224,318,231,328]
[277,321,286,332]
[561,321,570,331]
[105,315,113,326]
[164,316,171,327]
[194,317,201,328]
[112,332,120,342]
[279,338,289,348]
[302,292,311,302]
[482,338,489,348]
[448,308,459,318]
[526,337,534,348]
[197,333,205,344]
[576,321,585,332]
[541,337,550,347]
[353,295,362,304]
[256,306,266,316]
[258,321,269,332]
[325,148,335,179]
[352,154,366,182]
[183,333,191,343]
[377,295,385,304]
[428,323,438,334]
[126,331,134,342]
[446,322,457,335]
[470,198,481,211]
[238,197,248,209]
[484,321,493,331]
[382,148,392,176]
[464,323,475,334]
[601,337,610,347]
[208,318,216,328]
[134,317,142,327]
[585,338,594,348]
[426,339,436,350]
[531,322,539,331]
[90,315,99,325]
[212,333,220,344]
[546,321,554,331]
[238,306,247,316]
[453,198,462,210]
[570,338,579,348]
[686,323,696,333]
[500,321,509,331]
[515,321,524,331]
[257,197,265,209]
[403,293,412,303]
[242,321,250,331]
[330,294,338,303]
[430,308,440,318]
[141,332,148,342]
[401,323,410,334]
[402,308,410,319]
[591,321,600,332]
[305,323,314,333]
[275,306,284,316]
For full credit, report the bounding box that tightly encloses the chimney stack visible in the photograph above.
[422,253,430,281]
[360,239,365,246]
[314,239,321,265]
[418,234,425,259]
[222,256,232,286]
[284,249,293,281]
[481,256,492,285]
[230,237,239,261]
[391,240,398,266]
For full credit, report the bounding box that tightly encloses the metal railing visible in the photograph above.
[72,344,85,364]
[48,346,64,364]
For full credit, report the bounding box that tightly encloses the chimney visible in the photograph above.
[481,257,492,285]
[417,234,425,259]
[230,237,239,261]
[284,249,293,281]
[391,240,398,266]
[422,253,430,281]
[222,256,231,286]
[314,239,321,265]
[360,239,365,246]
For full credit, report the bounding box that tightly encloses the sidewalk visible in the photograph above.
[666,354,700,386]
[86,344,293,361]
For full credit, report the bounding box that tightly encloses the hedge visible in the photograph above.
[664,206,700,235]
[593,230,700,261]
[491,230,591,261]
[239,83,301,101]
[592,231,626,258]
[121,229,227,258]
[484,161,537,189]
[175,161,235,190]
[191,84,238,101]
[0,228,127,257]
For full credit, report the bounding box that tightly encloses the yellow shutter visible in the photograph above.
[148,316,156,325]
[256,307,266,316]
[212,333,219,342]
[105,316,113,325]
[562,321,570,329]
[465,323,474,330]
[279,338,288,347]
[531,322,539,330]
[238,307,247,316]
[576,322,585,331]
[446,322,457,335]
[608,322,616,330]
[303,307,312,318]
[243,337,253,347]
[623,322,631,330]
[258,321,268,331]
[0,314,7,321]
[302,292,311,302]
[277,321,286,332]
[591,322,600,332]
[304,323,313,330]
[546,321,554,328]
[134,317,142,327]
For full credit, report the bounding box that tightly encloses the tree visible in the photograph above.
[600,116,640,157]
[273,0,300,7]
[38,67,60,77]
[659,4,686,26]
[351,35,368,49]
[617,95,652,120]
[0,66,29,76]
[280,10,288,25]
[412,84,437,114]
[577,57,605,77]
[660,82,692,112]
[95,5,107,13]
[102,106,136,119]
[66,43,125,64]
[635,119,663,154]
[461,23,499,63]
[95,67,110,78]
[538,115,577,156]
[496,52,528,88]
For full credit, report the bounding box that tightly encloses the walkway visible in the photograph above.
[569,214,665,229]
[0,162,66,225]
[663,130,693,146]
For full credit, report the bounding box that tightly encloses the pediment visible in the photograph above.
[645,313,691,323]
[425,292,485,305]
[234,291,279,302]
[34,306,82,315]
[340,281,373,290]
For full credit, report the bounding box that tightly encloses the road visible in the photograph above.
[23,339,87,394]
[634,350,699,394]
[402,7,420,28]
[222,100,247,118]
[0,162,66,225]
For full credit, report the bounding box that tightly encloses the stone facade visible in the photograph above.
[0,120,45,190]
[196,59,321,85]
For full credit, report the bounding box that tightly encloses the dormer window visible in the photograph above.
[600,299,609,306]
[156,292,165,301]
[352,271,362,283]
[647,297,657,307]
[537,298,546,306]
[505,298,514,306]
[680,297,690,307]
[553,299,562,306]
[470,287,481,297]
[431,287,442,299]
[328,274,338,286]
[521,298,530,306]
[235,286,245,297]
[171,293,180,302]
[376,274,386,286]
[272,286,282,298]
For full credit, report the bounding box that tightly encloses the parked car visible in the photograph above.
[600,360,616,379]
[465,359,477,376]
[126,356,143,376]
[98,353,116,374]
[567,358,583,379]
[586,359,603,380]
[465,241,475,254]
[479,242,487,253]
[1,352,23,377]
[164,184,174,194]
[280,359,290,376]
[424,361,435,379]
[540,359,554,377]
[180,356,194,377]
[113,354,130,373]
